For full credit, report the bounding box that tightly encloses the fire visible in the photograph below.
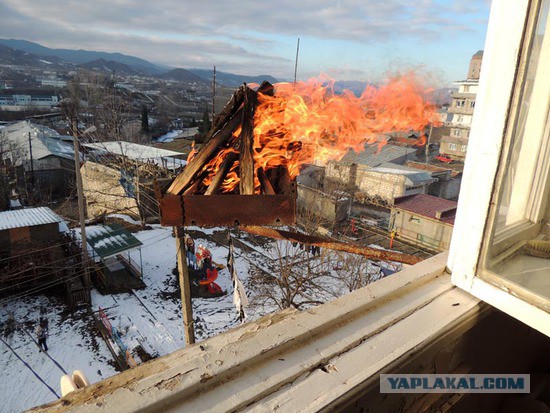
[253,73,440,179]
[201,146,239,187]
[193,73,440,194]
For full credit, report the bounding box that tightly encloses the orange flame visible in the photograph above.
[220,161,240,193]
[201,147,239,188]
[252,73,440,179]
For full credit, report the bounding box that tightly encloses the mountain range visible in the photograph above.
[0,38,281,87]
[0,39,454,103]
[0,38,165,75]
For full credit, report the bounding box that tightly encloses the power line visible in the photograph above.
[3,309,68,375]
[0,260,83,293]
[1,232,174,302]
[0,222,148,264]
[2,268,94,302]
[0,336,60,399]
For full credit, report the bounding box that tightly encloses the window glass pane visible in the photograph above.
[486,0,550,306]
[495,1,550,228]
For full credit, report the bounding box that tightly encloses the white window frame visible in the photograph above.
[448,142,457,150]
[449,0,550,337]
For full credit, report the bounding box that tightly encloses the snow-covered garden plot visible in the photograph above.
[0,220,397,412]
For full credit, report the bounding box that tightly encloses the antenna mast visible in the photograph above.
[294,38,300,84]
[212,65,216,117]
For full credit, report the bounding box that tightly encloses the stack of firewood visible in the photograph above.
[166,81,293,197]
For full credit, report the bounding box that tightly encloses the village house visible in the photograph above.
[81,141,184,223]
[81,161,142,220]
[1,120,76,199]
[352,163,435,206]
[404,160,462,200]
[0,207,88,305]
[390,194,457,251]
[324,144,417,193]
[297,183,350,225]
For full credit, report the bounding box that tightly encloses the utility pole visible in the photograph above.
[425,125,433,164]
[174,226,195,345]
[294,38,300,84]
[28,131,34,185]
[71,118,91,291]
[212,65,216,118]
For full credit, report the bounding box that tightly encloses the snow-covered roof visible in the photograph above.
[371,163,435,185]
[87,223,143,259]
[84,141,186,169]
[85,141,183,160]
[1,121,75,164]
[0,207,64,231]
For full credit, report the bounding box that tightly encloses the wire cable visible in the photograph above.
[0,336,60,399]
[3,309,68,375]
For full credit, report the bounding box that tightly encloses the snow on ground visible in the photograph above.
[0,220,388,412]
[0,297,117,413]
[154,130,183,142]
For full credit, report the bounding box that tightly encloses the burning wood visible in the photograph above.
[204,152,238,196]
[239,86,257,195]
[166,82,292,199]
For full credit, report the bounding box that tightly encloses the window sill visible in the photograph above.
[454,268,550,337]
[32,252,485,413]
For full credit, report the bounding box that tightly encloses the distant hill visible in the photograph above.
[79,58,149,77]
[0,39,285,87]
[0,44,67,69]
[188,68,279,87]
[159,68,206,84]
[0,39,166,75]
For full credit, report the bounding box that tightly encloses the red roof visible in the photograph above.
[393,194,457,225]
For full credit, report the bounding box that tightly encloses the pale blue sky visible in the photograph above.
[0,0,491,85]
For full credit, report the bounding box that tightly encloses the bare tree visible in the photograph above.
[65,71,138,143]
[247,200,388,313]
[325,251,378,292]
[248,240,333,311]
[0,129,25,209]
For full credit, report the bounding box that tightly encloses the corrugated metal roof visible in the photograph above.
[339,144,416,167]
[393,194,457,224]
[87,223,143,259]
[2,121,75,164]
[0,207,64,231]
